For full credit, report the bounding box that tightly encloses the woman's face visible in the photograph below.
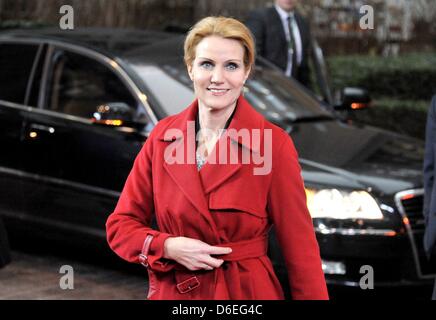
[188,36,250,112]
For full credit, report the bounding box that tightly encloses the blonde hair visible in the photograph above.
[184,16,255,71]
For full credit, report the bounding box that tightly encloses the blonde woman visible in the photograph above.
[106,16,328,300]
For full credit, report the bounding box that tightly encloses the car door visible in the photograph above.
[21,44,155,243]
[0,42,44,227]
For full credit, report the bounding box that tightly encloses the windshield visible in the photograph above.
[132,61,333,122]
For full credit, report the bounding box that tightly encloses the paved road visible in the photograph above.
[0,250,148,300]
[1,250,433,300]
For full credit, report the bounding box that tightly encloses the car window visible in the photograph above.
[27,44,47,108]
[132,64,195,116]
[0,43,40,104]
[246,66,332,120]
[46,49,136,119]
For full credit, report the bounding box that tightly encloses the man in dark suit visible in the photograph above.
[245,0,312,88]
[423,95,436,299]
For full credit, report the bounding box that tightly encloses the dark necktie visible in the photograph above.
[287,15,298,77]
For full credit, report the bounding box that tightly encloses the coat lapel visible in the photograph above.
[163,159,212,224]
[158,100,219,238]
[199,95,264,194]
[198,137,241,194]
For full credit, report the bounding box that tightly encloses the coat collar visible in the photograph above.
[157,95,265,242]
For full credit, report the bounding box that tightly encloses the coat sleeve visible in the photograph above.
[106,128,175,273]
[424,95,436,226]
[267,133,328,300]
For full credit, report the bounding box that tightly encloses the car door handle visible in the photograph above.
[29,123,55,134]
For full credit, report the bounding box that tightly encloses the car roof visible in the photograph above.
[0,27,181,59]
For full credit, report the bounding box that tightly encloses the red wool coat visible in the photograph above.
[106,95,329,300]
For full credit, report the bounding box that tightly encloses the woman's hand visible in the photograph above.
[163,237,232,271]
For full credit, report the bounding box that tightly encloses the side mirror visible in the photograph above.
[91,102,136,127]
[334,87,371,111]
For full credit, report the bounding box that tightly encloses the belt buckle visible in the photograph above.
[176,276,200,294]
[139,254,149,268]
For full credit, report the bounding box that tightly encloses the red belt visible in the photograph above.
[216,235,268,261]
[175,235,268,294]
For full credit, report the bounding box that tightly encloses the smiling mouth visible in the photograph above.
[207,88,229,94]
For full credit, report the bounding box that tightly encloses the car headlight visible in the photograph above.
[305,188,383,220]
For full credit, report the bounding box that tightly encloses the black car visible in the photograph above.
[0,28,434,291]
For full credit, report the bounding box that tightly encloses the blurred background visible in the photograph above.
[1,0,435,138]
